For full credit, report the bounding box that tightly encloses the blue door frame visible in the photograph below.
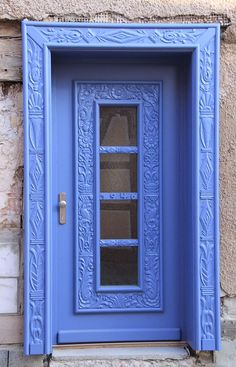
[22,20,220,354]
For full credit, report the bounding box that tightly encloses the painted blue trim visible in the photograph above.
[198,33,219,350]
[159,81,163,315]
[96,97,101,293]
[100,239,138,247]
[23,20,220,353]
[74,306,162,314]
[100,146,138,154]
[42,45,197,53]
[97,98,141,102]
[44,45,52,355]
[22,19,30,356]
[137,102,143,291]
[58,327,181,343]
[97,285,142,293]
[74,81,79,317]
[195,46,201,350]
[24,19,219,28]
[100,193,138,200]
[214,24,221,351]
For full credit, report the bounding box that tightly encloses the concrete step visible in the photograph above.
[50,345,197,367]
[0,344,216,367]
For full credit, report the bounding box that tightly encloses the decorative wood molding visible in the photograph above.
[22,21,220,354]
[75,82,161,313]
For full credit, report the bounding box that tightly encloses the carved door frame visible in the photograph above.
[22,20,220,354]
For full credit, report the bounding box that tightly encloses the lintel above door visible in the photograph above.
[22,20,220,355]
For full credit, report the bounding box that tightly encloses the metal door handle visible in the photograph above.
[59,192,66,224]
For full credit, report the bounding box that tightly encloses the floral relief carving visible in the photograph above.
[30,300,44,345]
[200,116,213,150]
[78,195,94,255]
[200,46,214,94]
[28,35,45,347]
[144,255,160,306]
[200,153,213,191]
[199,37,216,344]
[41,27,204,46]
[200,241,214,287]
[30,153,44,192]
[30,246,44,292]
[201,295,215,339]
[30,201,44,240]
[76,82,161,311]
[144,197,160,254]
[28,38,44,114]
[150,29,204,44]
[78,256,94,307]
[29,117,44,152]
[200,200,213,238]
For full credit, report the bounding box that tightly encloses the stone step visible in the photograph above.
[50,345,196,367]
[0,344,216,367]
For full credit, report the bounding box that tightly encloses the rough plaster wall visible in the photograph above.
[0,81,23,341]
[220,29,236,296]
[0,22,21,82]
[0,0,235,22]
[0,83,23,229]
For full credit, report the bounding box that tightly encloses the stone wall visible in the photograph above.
[0,1,235,366]
[0,81,23,343]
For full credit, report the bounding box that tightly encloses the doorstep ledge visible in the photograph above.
[52,345,189,361]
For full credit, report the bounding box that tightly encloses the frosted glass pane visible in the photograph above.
[100,154,137,192]
[100,200,137,239]
[101,247,138,286]
[100,106,137,146]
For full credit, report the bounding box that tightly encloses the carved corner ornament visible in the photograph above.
[22,20,220,354]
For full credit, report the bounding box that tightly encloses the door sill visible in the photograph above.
[53,341,187,349]
[52,341,189,361]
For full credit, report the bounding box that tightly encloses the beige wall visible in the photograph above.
[0,0,235,364]
[0,0,235,22]
[220,39,236,296]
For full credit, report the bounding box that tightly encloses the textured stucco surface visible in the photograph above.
[0,81,23,337]
[0,0,235,21]
[0,83,23,229]
[49,359,207,367]
[220,30,236,295]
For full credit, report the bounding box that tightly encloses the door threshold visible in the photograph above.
[53,341,187,349]
[52,341,189,361]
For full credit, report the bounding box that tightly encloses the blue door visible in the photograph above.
[52,53,182,344]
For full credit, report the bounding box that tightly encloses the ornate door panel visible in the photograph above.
[76,82,161,313]
[52,59,181,344]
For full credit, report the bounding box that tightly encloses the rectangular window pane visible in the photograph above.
[100,200,137,239]
[100,153,137,192]
[100,106,137,146]
[100,247,138,286]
